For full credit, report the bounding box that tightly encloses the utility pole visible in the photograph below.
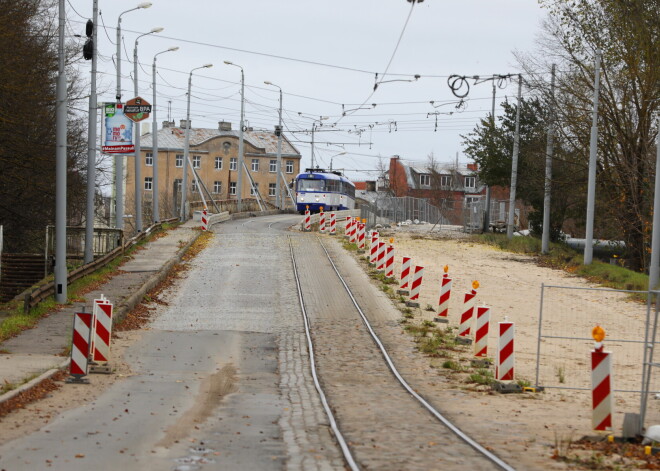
[84,1,98,264]
[55,0,67,303]
[583,50,602,265]
[541,64,556,254]
[483,80,496,233]
[648,112,660,290]
[264,81,283,209]
[506,75,523,239]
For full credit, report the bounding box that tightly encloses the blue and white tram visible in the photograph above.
[295,169,356,214]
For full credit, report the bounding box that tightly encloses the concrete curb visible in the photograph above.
[0,226,204,407]
[0,359,69,405]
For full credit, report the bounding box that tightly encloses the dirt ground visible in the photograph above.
[365,223,660,469]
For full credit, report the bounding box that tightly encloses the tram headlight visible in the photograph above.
[315,196,320,202]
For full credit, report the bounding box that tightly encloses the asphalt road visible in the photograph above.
[0,215,343,471]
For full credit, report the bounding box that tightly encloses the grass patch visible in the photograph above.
[468,368,494,385]
[474,233,648,297]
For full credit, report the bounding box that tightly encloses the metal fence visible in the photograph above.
[360,196,448,229]
[46,226,124,265]
[535,284,660,429]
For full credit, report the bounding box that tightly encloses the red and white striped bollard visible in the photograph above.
[319,207,326,233]
[67,311,93,383]
[473,305,491,357]
[357,222,366,251]
[385,242,394,278]
[329,212,337,235]
[591,326,612,431]
[345,216,352,238]
[406,265,424,307]
[434,265,452,324]
[376,241,386,271]
[496,319,515,381]
[91,301,114,373]
[397,256,411,295]
[201,208,208,231]
[369,231,379,265]
[457,281,479,342]
[304,207,311,232]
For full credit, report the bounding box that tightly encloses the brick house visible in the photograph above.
[388,156,514,226]
[124,120,301,221]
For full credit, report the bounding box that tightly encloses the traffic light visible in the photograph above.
[83,19,93,60]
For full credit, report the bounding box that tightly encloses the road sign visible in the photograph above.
[124,96,152,122]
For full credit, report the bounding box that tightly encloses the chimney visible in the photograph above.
[141,122,151,135]
[467,163,478,171]
[218,121,232,131]
[180,119,191,129]
[162,120,175,129]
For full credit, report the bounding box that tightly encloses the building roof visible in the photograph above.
[140,126,301,156]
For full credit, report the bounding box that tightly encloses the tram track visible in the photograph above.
[288,234,516,471]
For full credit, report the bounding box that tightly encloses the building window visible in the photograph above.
[269,160,277,173]
[269,183,276,196]
[191,180,198,193]
[251,159,259,171]
[213,181,222,194]
[440,175,452,187]
[420,174,430,186]
[145,153,153,166]
[175,154,183,168]
[464,176,476,189]
[193,155,201,169]
[466,196,481,206]
[286,160,293,173]
[250,183,259,196]
[229,182,237,195]
[144,177,153,191]
[215,157,223,170]
[174,178,182,191]
[230,157,237,171]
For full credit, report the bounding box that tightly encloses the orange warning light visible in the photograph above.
[389,238,394,244]
[305,205,309,209]
[472,280,480,290]
[443,265,449,274]
[592,325,606,343]
[320,206,324,211]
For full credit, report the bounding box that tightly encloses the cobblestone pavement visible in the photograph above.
[292,234,503,470]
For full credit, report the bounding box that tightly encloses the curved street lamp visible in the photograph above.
[180,64,213,221]
[152,46,179,223]
[133,26,163,233]
[264,81,283,208]
[329,151,346,171]
[224,61,245,211]
[114,1,152,230]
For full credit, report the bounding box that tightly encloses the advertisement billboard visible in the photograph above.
[101,103,134,154]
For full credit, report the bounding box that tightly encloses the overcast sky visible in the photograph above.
[65,0,547,182]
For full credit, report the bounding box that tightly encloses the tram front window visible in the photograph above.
[297,179,325,191]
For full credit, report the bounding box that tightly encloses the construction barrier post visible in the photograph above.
[319,207,325,233]
[201,208,208,231]
[406,265,424,307]
[591,325,613,431]
[385,243,394,279]
[397,256,411,295]
[344,216,352,238]
[434,265,452,323]
[369,231,379,265]
[496,320,515,381]
[456,281,479,344]
[474,305,491,357]
[357,222,366,252]
[67,311,93,384]
[329,212,337,235]
[303,207,311,232]
[90,299,114,374]
[350,217,358,243]
[376,241,386,272]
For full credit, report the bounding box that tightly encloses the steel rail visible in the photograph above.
[316,237,517,471]
[287,236,360,471]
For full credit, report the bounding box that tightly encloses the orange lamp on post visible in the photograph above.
[592,325,606,351]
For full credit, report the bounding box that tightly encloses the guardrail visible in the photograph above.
[21,218,179,314]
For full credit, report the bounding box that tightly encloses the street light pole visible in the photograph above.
[310,116,328,169]
[83,0,98,264]
[225,61,245,211]
[506,74,523,239]
[114,2,152,230]
[264,81,282,208]
[330,151,346,171]
[152,47,178,223]
[133,26,163,233]
[180,64,213,222]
